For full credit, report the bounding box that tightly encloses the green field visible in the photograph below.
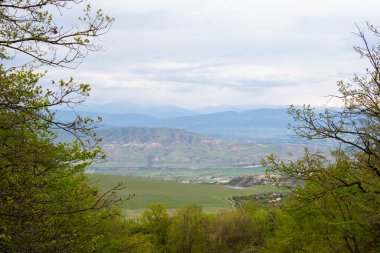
[89,174,282,216]
[89,166,268,183]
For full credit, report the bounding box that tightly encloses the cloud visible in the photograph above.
[42,0,380,109]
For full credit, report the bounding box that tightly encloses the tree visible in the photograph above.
[0,1,131,252]
[0,92,125,251]
[285,23,380,190]
[204,210,262,253]
[0,0,113,67]
[0,0,113,142]
[263,23,380,253]
[140,204,170,248]
[167,205,206,253]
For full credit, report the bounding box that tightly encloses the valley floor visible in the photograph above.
[89,174,282,215]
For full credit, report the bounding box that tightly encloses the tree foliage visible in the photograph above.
[0,0,113,67]
[0,1,132,252]
[204,209,263,253]
[122,204,272,253]
[263,23,380,253]
[167,205,206,253]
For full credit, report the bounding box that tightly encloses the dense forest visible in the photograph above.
[0,0,379,252]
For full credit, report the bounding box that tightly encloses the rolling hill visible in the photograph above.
[88,127,306,182]
[96,127,267,169]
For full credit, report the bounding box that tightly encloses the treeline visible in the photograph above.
[122,203,271,253]
[117,187,379,253]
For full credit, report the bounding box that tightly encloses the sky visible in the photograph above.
[46,0,380,109]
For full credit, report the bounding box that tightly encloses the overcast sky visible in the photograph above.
[47,0,380,109]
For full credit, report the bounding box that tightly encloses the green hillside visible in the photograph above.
[89,174,281,215]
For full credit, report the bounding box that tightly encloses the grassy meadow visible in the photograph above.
[89,174,282,216]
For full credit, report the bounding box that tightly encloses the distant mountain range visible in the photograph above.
[60,102,197,118]
[59,102,287,118]
[56,108,298,143]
